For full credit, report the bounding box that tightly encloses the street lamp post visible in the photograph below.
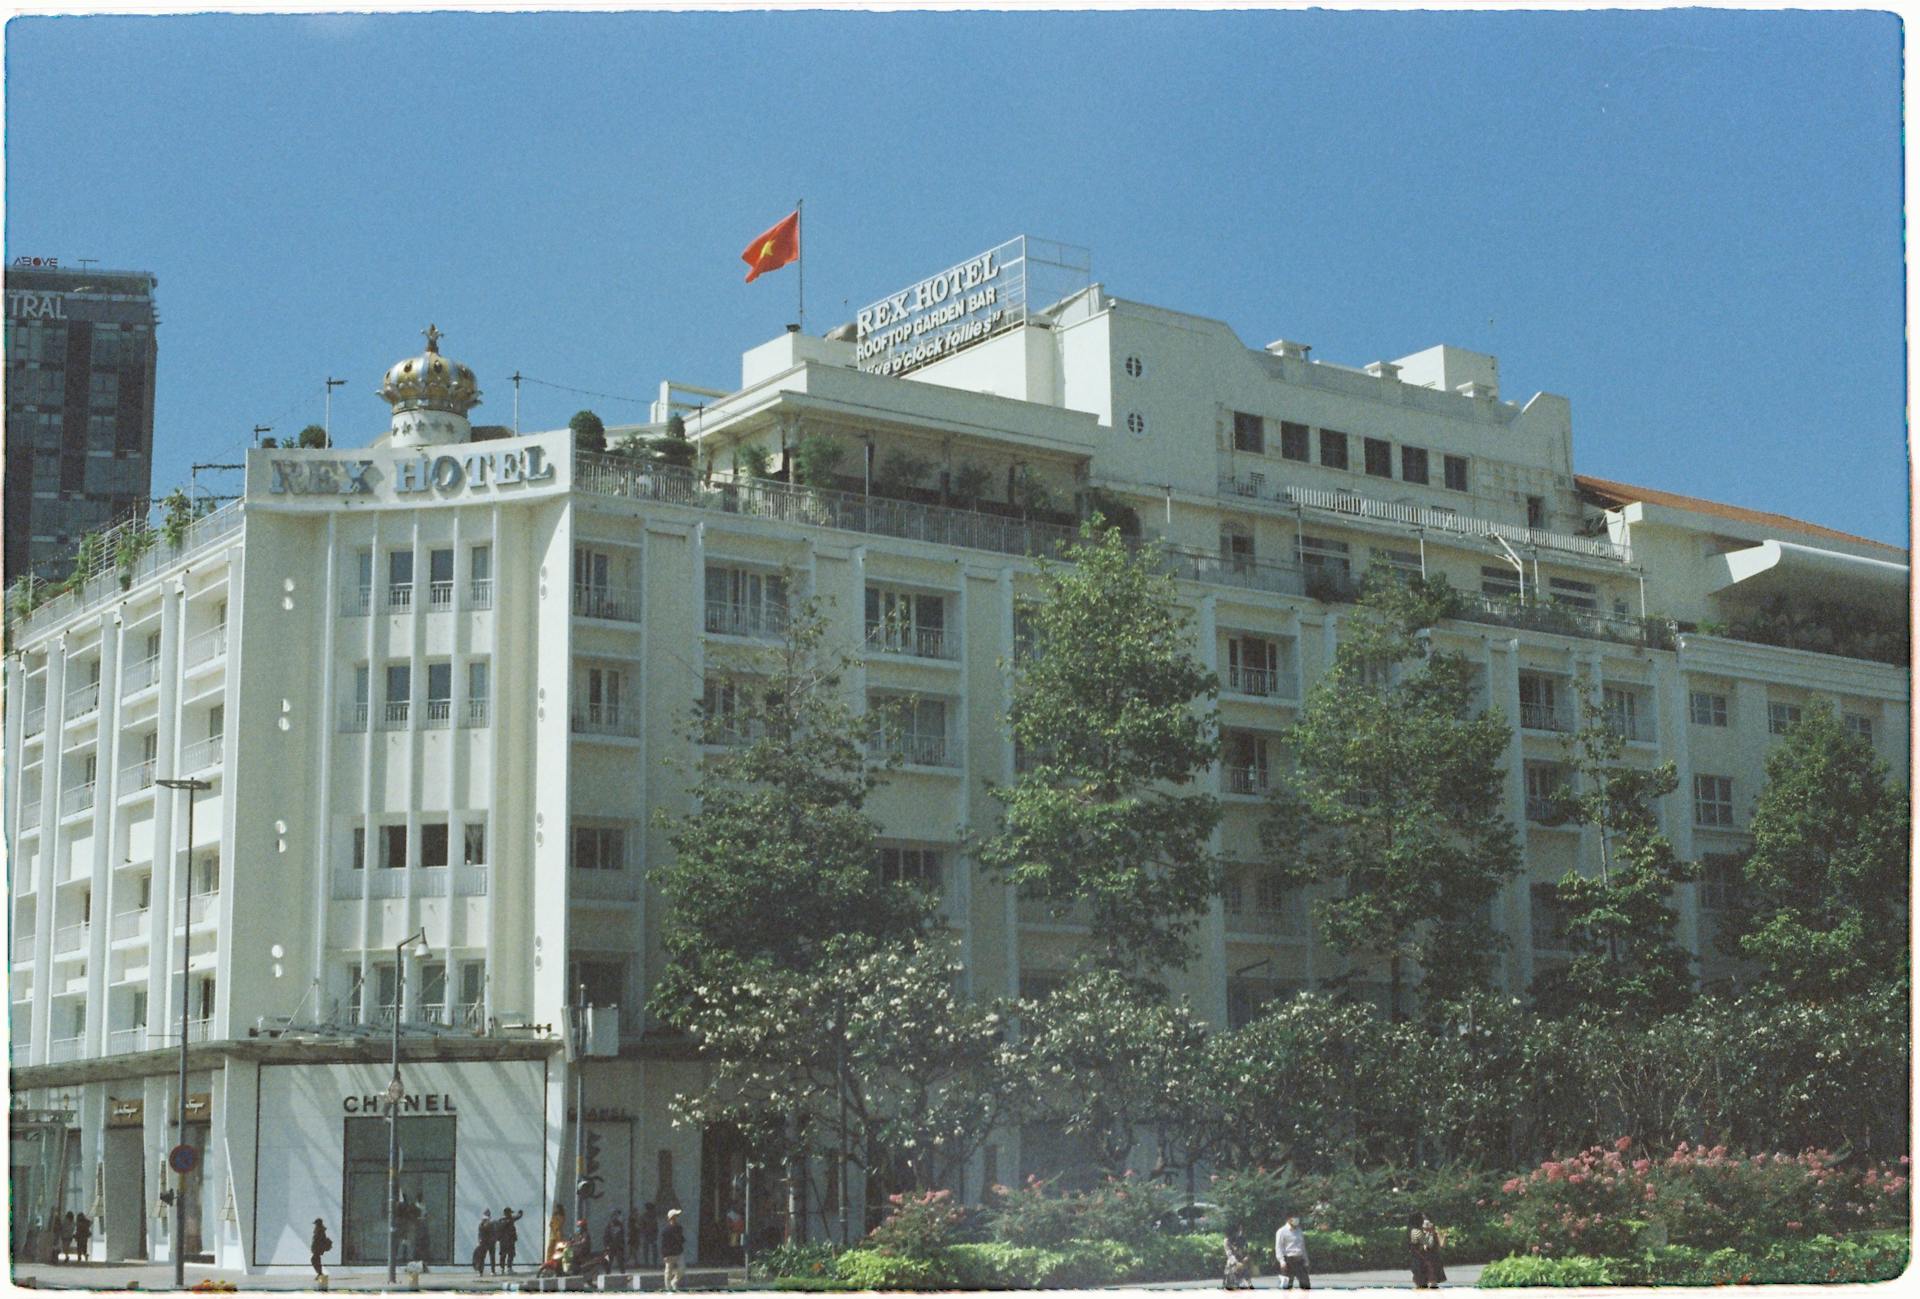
[156,776,211,1289]
[388,927,429,1284]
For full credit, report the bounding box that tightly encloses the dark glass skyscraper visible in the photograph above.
[4,265,159,585]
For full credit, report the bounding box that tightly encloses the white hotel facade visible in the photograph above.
[5,239,1909,1272]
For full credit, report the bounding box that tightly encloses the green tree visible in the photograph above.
[1262,573,1519,1015]
[792,434,847,487]
[978,523,1221,978]
[569,409,606,453]
[1733,701,1909,1003]
[652,413,696,468]
[296,423,329,448]
[1532,692,1695,1020]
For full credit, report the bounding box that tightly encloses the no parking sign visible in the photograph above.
[168,1143,199,1176]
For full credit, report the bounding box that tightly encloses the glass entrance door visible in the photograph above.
[341,1115,456,1265]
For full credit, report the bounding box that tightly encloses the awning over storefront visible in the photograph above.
[1704,539,1909,604]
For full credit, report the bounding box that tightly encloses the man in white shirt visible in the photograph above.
[1275,1213,1311,1290]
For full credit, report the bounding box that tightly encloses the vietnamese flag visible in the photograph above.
[741,210,800,282]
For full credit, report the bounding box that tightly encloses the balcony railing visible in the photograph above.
[383,700,411,729]
[427,580,455,610]
[422,699,453,729]
[572,705,640,738]
[1455,594,1675,650]
[704,600,787,639]
[452,865,489,896]
[61,783,95,818]
[468,577,494,610]
[1225,665,1300,699]
[386,583,414,611]
[183,625,227,667]
[464,698,491,728]
[1519,702,1574,733]
[865,623,957,661]
[65,681,101,716]
[53,921,89,955]
[573,584,643,623]
[6,501,243,643]
[46,1035,84,1063]
[175,891,218,928]
[870,733,954,768]
[107,1026,148,1054]
[12,935,36,964]
[1526,797,1562,824]
[1223,477,1630,564]
[187,1017,211,1043]
[572,869,643,902]
[341,586,373,616]
[341,702,370,732]
[111,908,148,942]
[123,654,160,694]
[20,801,42,831]
[182,734,224,772]
[1605,713,1655,744]
[24,705,46,736]
[1224,765,1271,795]
[119,758,156,792]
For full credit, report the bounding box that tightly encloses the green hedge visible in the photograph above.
[820,1233,1224,1289]
[1481,1233,1910,1288]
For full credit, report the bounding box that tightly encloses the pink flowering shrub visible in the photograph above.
[1500,1140,1911,1256]
[985,1172,1186,1247]
[867,1188,964,1260]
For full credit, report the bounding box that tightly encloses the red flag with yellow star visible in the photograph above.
[741,210,801,282]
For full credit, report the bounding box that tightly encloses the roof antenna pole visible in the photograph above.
[510,371,523,435]
[324,377,347,446]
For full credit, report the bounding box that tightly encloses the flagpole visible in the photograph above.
[796,197,806,334]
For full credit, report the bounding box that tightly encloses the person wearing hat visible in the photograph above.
[309,1217,333,1280]
[659,1207,686,1291]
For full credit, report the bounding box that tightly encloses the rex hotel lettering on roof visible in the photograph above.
[267,446,555,498]
[855,237,1029,377]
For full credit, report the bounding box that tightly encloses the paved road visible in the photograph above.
[14,1259,1486,1292]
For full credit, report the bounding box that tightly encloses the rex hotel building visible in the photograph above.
[5,238,1907,1274]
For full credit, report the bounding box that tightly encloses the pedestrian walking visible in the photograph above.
[474,1208,495,1274]
[60,1210,76,1262]
[1408,1211,1447,1289]
[639,1200,659,1266]
[659,1206,686,1292]
[73,1211,92,1262]
[604,1209,627,1273]
[497,1206,524,1273]
[310,1217,333,1280]
[1223,1230,1253,1289]
[1275,1211,1311,1290]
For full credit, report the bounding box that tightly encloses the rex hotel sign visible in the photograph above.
[266,446,556,499]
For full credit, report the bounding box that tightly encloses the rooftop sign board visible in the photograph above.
[855,237,1025,377]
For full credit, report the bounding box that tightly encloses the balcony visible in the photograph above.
[24,705,46,736]
[12,935,37,965]
[53,921,89,955]
[1223,476,1630,565]
[1224,765,1271,796]
[123,654,160,695]
[452,865,488,896]
[870,733,955,768]
[427,580,456,611]
[464,699,491,728]
[107,1026,148,1055]
[572,704,640,739]
[468,578,494,610]
[46,1035,84,1063]
[382,701,411,730]
[571,869,642,902]
[864,623,957,661]
[60,782,96,819]
[187,1017,211,1043]
[182,734,224,772]
[341,585,373,616]
[183,625,227,668]
[20,801,41,831]
[1519,702,1574,733]
[704,600,786,639]
[175,891,218,928]
[65,681,101,717]
[422,699,453,730]
[1224,665,1299,700]
[341,702,370,733]
[573,584,642,624]
[119,758,156,793]
[387,583,414,612]
[110,908,148,942]
[1455,594,1675,650]
[1525,797,1563,825]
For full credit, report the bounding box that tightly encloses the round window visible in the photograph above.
[1127,412,1146,434]
[1124,356,1144,378]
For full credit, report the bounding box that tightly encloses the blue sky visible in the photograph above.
[6,8,1906,544]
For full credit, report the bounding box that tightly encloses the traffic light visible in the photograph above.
[583,1130,603,1178]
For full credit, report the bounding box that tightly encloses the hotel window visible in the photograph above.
[1603,686,1644,740]
[387,549,414,609]
[373,964,399,1020]
[381,824,408,869]
[420,823,449,869]
[877,844,944,895]
[702,677,761,745]
[1295,534,1351,579]
[576,665,627,732]
[1363,437,1393,478]
[457,963,486,1025]
[1689,690,1728,727]
[1222,730,1272,794]
[1518,673,1564,731]
[1844,712,1874,744]
[385,664,411,725]
[425,662,453,726]
[1693,774,1735,828]
[865,587,950,658]
[1767,701,1802,735]
[1318,428,1349,470]
[351,827,366,871]
[462,823,487,867]
[467,660,491,726]
[870,695,951,766]
[88,371,119,408]
[1232,411,1264,453]
[428,548,455,609]
[350,665,371,729]
[1444,454,1469,491]
[1369,547,1422,582]
[1220,525,1256,572]
[705,565,788,637]
[419,961,448,1023]
[1698,854,1746,913]
[1530,883,1569,951]
[1401,446,1430,485]
[572,825,627,871]
[1279,420,1310,461]
[469,543,493,608]
[1226,635,1282,696]
[352,549,374,612]
[568,958,627,1009]
[1524,762,1566,822]
[1526,495,1546,529]
[1547,577,1598,610]
[1480,565,1521,600]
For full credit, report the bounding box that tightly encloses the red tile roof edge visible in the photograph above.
[1573,474,1908,559]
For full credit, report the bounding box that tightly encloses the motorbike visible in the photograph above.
[536,1238,612,1282]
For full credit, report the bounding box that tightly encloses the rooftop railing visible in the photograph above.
[1224,476,1630,564]
[6,502,243,642]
